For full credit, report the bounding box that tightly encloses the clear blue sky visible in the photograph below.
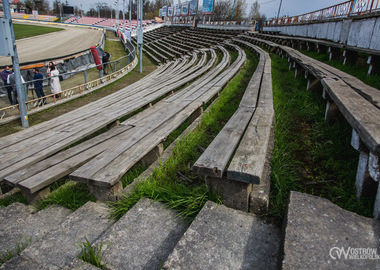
[49,0,347,19]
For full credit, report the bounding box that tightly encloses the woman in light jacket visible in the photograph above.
[50,65,61,98]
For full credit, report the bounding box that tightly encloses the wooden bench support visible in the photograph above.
[355,151,378,198]
[141,143,164,167]
[307,42,316,51]
[317,44,327,55]
[328,46,340,61]
[294,64,304,78]
[106,120,120,129]
[298,42,306,51]
[87,181,123,202]
[288,61,294,71]
[367,55,380,75]
[205,176,251,212]
[189,107,204,123]
[307,77,322,92]
[22,187,50,206]
[351,129,378,198]
[343,49,358,66]
[369,153,380,182]
[324,100,340,121]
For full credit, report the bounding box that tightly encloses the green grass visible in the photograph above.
[121,164,149,188]
[0,192,28,208]
[13,23,63,40]
[109,49,258,220]
[300,49,380,90]
[268,53,375,223]
[0,236,32,266]
[36,181,95,211]
[77,237,110,269]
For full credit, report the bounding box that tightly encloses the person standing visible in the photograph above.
[7,69,25,105]
[1,66,13,104]
[33,68,46,106]
[102,52,111,75]
[49,65,62,98]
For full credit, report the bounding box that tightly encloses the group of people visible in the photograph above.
[0,66,23,105]
[0,62,62,107]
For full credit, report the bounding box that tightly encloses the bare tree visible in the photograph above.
[23,0,49,14]
[248,0,260,20]
[213,0,232,21]
[232,0,246,21]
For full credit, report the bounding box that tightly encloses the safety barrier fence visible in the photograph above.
[0,38,136,123]
[266,0,380,26]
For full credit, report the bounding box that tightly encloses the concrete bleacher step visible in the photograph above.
[92,197,188,270]
[282,191,380,269]
[0,205,72,255]
[63,258,100,270]
[0,203,33,233]
[1,202,114,269]
[163,201,280,269]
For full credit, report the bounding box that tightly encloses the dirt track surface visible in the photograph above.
[0,24,103,66]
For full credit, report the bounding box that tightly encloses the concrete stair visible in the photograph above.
[1,202,115,269]
[0,203,33,233]
[163,201,281,270]
[281,191,380,269]
[92,197,189,270]
[0,205,72,255]
[4,192,377,269]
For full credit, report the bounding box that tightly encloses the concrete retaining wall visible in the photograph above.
[263,16,380,51]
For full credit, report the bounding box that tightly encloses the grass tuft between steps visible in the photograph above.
[267,53,375,222]
[108,49,258,220]
[77,237,110,270]
[37,181,95,211]
[0,236,32,266]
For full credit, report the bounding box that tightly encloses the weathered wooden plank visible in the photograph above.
[322,77,380,155]
[87,101,205,187]
[4,126,132,186]
[227,107,274,184]
[0,52,209,179]
[193,107,255,178]
[17,128,135,194]
[239,61,263,108]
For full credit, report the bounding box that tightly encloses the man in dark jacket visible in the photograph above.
[102,52,111,74]
[0,66,13,104]
[33,68,46,106]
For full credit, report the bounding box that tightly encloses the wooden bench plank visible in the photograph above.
[227,107,274,184]
[322,77,380,155]
[193,107,255,178]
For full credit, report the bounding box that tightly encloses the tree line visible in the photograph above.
[10,0,265,22]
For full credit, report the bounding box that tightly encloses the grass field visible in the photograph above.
[13,23,63,40]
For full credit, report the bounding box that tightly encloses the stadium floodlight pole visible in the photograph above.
[129,0,132,33]
[59,4,62,21]
[123,0,126,33]
[277,0,283,19]
[114,0,119,26]
[2,0,29,128]
[231,0,236,21]
[137,0,143,73]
